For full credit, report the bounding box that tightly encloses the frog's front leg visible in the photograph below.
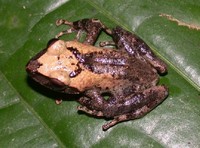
[56,18,111,45]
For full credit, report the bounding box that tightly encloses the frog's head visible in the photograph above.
[26,38,80,94]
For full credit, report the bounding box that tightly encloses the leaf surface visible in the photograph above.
[0,0,200,147]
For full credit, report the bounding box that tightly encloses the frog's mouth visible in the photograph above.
[26,39,80,94]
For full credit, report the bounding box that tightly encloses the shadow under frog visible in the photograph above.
[26,18,168,131]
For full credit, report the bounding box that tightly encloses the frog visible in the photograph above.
[26,18,168,131]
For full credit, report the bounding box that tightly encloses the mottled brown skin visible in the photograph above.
[26,18,168,131]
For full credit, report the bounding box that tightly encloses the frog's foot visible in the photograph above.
[77,105,104,117]
[99,41,116,47]
[56,19,73,26]
[55,98,62,105]
[55,19,77,38]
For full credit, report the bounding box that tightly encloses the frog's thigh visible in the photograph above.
[102,85,168,131]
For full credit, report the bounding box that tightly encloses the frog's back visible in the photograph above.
[82,49,158,82]
[81,49,159,91]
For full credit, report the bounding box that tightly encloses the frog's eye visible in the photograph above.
[49,70,70,85]
[50,78,66,88]
[50,78,65,91]
[49,77,79,94]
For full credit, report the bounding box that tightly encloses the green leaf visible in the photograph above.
[0,0,200,147]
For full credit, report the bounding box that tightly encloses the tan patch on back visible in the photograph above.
[37,40,117,91]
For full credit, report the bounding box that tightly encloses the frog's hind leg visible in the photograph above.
[102,85,168,131]
[109,26,167,74]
